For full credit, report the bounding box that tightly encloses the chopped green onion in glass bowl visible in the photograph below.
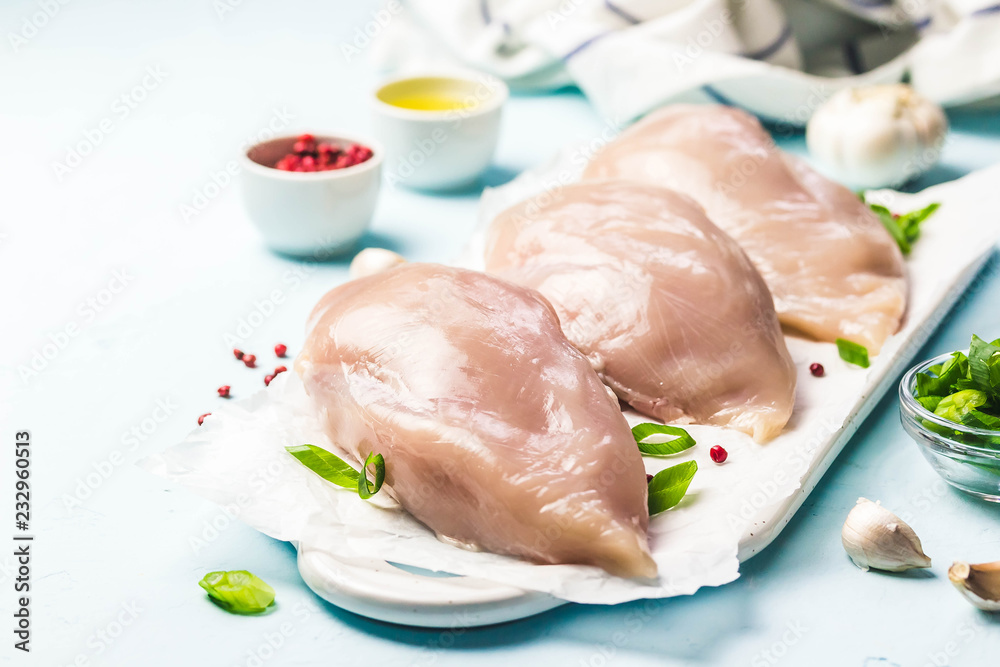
[899,351,1000,502]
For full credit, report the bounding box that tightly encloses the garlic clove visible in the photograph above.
[841,497,932,572]
[349,248,406,280]
[806,84,948,189]
[949,560,1000,611]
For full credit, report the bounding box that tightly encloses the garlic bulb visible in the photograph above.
[806,84,948,189]
[949,560,1000,611]
[349,248,406,280]
[841,498,932,572]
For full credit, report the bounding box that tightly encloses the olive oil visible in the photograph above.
[388,94,477,111]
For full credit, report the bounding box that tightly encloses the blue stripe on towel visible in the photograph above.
[604,0,641,24]
[972,3,1000,17]
[480,0,491,24]
[702,85,738,107]
[562,32,612,60]
[843,39,864,74]
[742,23,793,61]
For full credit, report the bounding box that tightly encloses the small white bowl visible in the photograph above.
[240,133,383,258]
[372,73,508,191]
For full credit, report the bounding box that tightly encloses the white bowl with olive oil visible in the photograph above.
[372,72,508,191]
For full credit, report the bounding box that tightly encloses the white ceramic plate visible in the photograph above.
[298,546,563,627]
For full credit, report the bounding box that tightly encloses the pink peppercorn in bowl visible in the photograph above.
[240,133,383,258]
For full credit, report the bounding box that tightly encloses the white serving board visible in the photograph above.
[146,163,1000,628]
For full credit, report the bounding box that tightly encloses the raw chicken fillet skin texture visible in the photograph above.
[584,104,907,354]
[485,182,796,443]
[297,263,656,578]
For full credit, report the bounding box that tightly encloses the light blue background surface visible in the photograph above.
[3,1,1000,665]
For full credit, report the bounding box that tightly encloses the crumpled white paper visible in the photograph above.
[143,161,1000,605]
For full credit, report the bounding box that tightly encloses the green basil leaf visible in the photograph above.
[357,451,385,499]
[648,461,698,516]
[285,444,359,489]
[199,570,275,614]
[836,338,870,368]
[631,423,696,456]
[870,204,910,254]
[896,202,940,244]
[865,200,939,254]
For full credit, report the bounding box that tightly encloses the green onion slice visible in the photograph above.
[964,409,1000,429]
[916,352,968,397]
[934,389,989,424]
[631,423,696,456]
[968,335,1000,399]
[910,334,1000,432]
[916,395,943,412]
[836,338,870,368]
[358,451,385,499]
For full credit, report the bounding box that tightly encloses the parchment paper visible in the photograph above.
[143,161,1000,604]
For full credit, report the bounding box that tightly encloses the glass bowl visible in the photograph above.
[899,352,1000,502]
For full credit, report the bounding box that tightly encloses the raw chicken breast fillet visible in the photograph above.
[485,182,796,443]
[583,104,907,353]
[297,263,656,578]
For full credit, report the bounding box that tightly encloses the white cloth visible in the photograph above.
[372,0,1000,123]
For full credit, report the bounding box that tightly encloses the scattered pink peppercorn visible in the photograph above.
[274,343,287,358]
[198,413,211,426]
[264,374,275,386]
[274,365,287,375]
[243,354,256,368]
[710,445,728,464]
[809,363,825,377]
[233,348,244,360]
[217,385,230,398]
